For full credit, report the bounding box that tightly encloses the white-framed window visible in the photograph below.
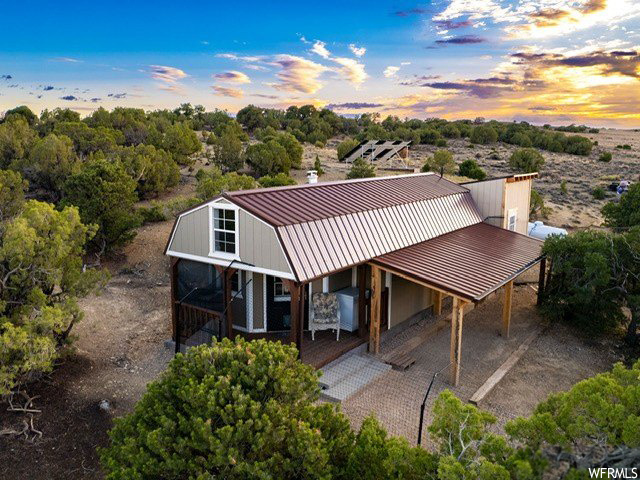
[274,278,291,302]
[507,208,517,232]
[209,204,240,260]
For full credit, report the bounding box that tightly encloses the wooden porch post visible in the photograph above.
[357,265,367,338]
[215,265,236,339]
[170,257,180,342]
[450,297,465,386]
[537,257,547,306]
[502,280,514,338]
[433,290,443,316]
[369,265,382,354]
[285,280,304,356]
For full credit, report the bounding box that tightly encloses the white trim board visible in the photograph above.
[166,251,296,280]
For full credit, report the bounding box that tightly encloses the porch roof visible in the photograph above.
[371,222,543,302]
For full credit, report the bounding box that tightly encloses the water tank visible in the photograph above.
[527,221,567,240]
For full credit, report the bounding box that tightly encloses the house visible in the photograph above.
[164,172,544,385]
[341,140,412,168]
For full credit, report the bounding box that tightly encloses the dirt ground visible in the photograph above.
[0,130,634,478]
[341,287,620,441]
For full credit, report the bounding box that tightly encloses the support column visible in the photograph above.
[224,268,236,339]
[170,257,179,342]
[433,290,443,316]
[537,257,547,306]
[450,297,465,386]
[369,265,382,354]
[357,265,367,338]
[502,280,513,338]
[285,280,304,356]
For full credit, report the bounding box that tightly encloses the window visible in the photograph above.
[274,278,290,301]
[211,206,238,258]
[231,271,243,298]
[508,208,517,232]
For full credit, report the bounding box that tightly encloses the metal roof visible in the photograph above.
[226,173,468,227]
[372,222,543,302]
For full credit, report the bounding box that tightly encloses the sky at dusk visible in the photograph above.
[2,0,640,127]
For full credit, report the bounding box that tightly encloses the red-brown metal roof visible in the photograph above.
[225,173,469,226]
[278,191,482,282]
[372,222,543,302]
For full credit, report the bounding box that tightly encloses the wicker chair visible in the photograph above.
[310,292,341,341]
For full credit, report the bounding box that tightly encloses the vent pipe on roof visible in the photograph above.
[306,170,318,184]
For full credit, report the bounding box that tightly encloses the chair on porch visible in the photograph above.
[310,292,341,341]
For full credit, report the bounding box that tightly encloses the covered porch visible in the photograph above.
[367,222,544,386]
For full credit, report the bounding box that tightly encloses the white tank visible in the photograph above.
[527,221,567,240]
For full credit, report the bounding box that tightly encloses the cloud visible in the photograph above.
[311,40,331,59]
[43,85,54,91]
[251,93,279,99]
[400,74,442,85]
[108,93,128,99]
[384,66,400,77]
[394,8,429,16]
[511,49,640,78]
[211,85,244,97]
[267,54,329,93]
[581,0,607,14]
[213,70,251,83]
[332,56,368,86]
[216,53,262,62]
[0,75,12,80]
[90,97,101,103]
[349,44,367,57]
[326,102,384,110]
[434,19,474,29]
[149,65,188,83]
[60,95,78,101]
[529,106,556,111]
[51,57,81,63]
[435,35,487,45]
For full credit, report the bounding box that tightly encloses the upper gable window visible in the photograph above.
[210,204,239,259]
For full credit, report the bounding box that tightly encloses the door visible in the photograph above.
[266,276,291,331]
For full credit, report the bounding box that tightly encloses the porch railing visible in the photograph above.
[175,303,224,349]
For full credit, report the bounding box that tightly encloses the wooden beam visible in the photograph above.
[537,257,546,306]
[470,327,542,405]
[502,280,513,338]
[369,262,471,304]
[357,265,367,338]
[450,297,465,386]
[369,265,382,354]
[433,290,443,316]
[284,280,304,356]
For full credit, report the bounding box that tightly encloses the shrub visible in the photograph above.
[337,138,359,161]
[196,167,256,199]
[458,159,486,180]
[602,183,640,231]
[116,144,180,198]
[470,125,498,144]
[258,173,296,188]
[0,200,104,395]
[245,140,291,176]
[422,150,456,176]
[441,123,461,138]
[592,186,606,199]
[560,180,568,195]
[562,135,592,155]
[509,148,544,173]
[61,159,141,250]
[419,128,442,145]
[598,151,612,162]
[530,189,550,218]
[100,338,355,479]
[313,155,324,175]
[137,203,167,223]
[26,133,79,197]
[0,169,28,221]
[161,122,201,165]
[211,125,244,172]
[346,158,376,179]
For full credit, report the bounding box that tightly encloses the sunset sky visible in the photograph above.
[2,0,639,127]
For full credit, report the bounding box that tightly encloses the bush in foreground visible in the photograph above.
[458,159,486,180]
[346,158,376,179]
